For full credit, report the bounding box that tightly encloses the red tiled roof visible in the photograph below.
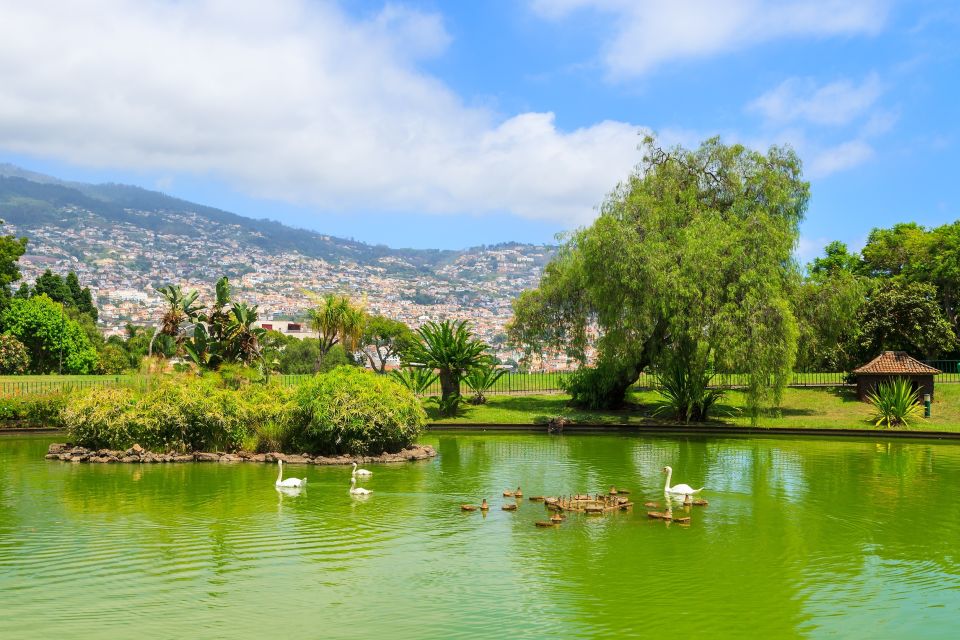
[852,351,941,375]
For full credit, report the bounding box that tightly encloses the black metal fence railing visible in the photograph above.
[921,360,960,382]
[416,371,571,397]
[2,361,959,398]
[634,371,850,390]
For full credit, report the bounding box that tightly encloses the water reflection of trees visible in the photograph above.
[4,434,960,636]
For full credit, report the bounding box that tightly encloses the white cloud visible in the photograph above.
[0,0,644,226]
[748,73,884,126]
[808,140,874,177]
[530,0,889,78]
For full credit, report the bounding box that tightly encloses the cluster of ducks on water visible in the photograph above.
[274,459,374,496]
[459,465,710,528]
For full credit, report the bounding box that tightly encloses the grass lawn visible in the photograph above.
[428,384,960,432]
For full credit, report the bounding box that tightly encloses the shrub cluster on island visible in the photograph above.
[55,366,429,458]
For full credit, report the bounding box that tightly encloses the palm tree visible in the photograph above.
[307,293,366,370]
[150,284,201,357]
[404,320,489,415]
[226,302,266,365]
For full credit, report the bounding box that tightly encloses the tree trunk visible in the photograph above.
[439,368,458,400]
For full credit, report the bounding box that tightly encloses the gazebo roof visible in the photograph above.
[852,351,941,375]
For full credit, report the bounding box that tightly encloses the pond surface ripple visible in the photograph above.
[2,433,959,639]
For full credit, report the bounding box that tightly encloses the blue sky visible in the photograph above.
[0,1,958,259]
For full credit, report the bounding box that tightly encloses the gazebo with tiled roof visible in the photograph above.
[852,351,941,402]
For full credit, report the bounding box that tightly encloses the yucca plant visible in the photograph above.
[464,361,506,404]
[867,378,922,428]
[651,353,724,423]
[390,367,438,395]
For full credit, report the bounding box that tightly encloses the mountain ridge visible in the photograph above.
[0,164,553,266]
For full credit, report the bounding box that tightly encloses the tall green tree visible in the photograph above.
[0,220,27,309]
[793,243,867,372]
[0,295,98,373]
[362,315,414,373]
[857,280,955,358]
[33,269,74,306]
[509,136,809,418]
[65,271,98,321]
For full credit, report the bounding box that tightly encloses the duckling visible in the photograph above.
[643,501,660,508]
[691,499,709,507]
[671,516,691,524]
[550,513,564,523]
[609,486,619,495]
[528,496,545,502]
[502,503,518,511]
[514,486,523,498]
[480,499,489,511]
[535,520,555,527]
[646,511,671,520]
[503,489,515,497]
[461,504,477,512]
[617,489,630,495]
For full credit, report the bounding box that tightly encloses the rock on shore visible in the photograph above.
[45,442,437,465]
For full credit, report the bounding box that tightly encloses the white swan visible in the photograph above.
[349,477,372,496]
[276,459,307,488]
[662,465,702,496]
[351,462,372,477]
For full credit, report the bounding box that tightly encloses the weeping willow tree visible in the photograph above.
[508,136,809,421]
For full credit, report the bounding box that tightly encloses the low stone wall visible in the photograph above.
[45,442,437,464]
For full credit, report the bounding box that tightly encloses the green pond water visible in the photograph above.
[2,433,960,639]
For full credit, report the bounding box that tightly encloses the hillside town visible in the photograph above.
[5,207,582,368]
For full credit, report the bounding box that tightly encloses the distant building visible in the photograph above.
[256,320,313,340]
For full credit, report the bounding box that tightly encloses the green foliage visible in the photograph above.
[234,382,294,453]
[0,220,27,306]
[155,284,202,342]
[510,137,808,416]
[390,367,438,394]
[404,319,490,416]
[317,344,354,372]
[0,393,67,427]
[307,293,366,368]
[867,378,922,428]
[431,392,462,418]
[809,241,861,278]
[651,354,725,423]
[1,295,98,373]
[33,269,73,305]
[62,375,293,452]
[97,343,131,374]
[464,362,506,404]
[362,315,415,373]
[159,277,267,370]
[290,366,425,455]
[858,280,955,358]
[560,359,646,410]
[793,268,866,372]
[61,387,139,448]
[277,336,322,374]
[0,334,30,374]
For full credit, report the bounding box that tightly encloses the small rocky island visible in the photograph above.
[46,442,437,465]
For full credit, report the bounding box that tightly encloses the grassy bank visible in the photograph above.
[428,384,960,432]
